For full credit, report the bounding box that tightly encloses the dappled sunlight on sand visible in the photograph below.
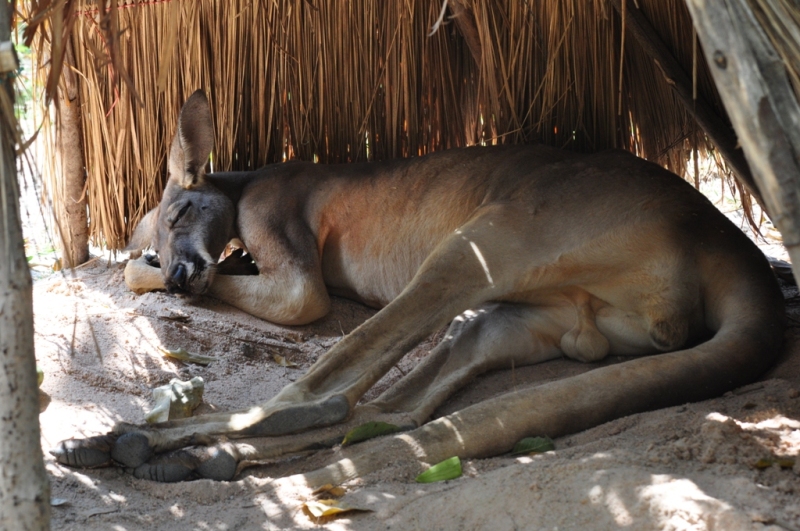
[638,476,743,529]
[34,270,179,451]
[29,258,800,530]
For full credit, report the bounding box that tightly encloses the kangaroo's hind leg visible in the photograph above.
[366,302,576,426]
[182,301,580,480]
[118,300,584,481]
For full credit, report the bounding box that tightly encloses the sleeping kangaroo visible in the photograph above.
[53,90,784,484]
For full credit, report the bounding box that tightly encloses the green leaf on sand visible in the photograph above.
[415,456,462,483]
[341,421,402,446]
[511,436,555,456]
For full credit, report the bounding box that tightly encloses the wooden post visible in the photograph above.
[0,0,51,528]
[610,0,762,206]
[54,39,88,269]
[685,0,800,281]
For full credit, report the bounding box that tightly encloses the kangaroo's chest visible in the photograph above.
[318,212,444,307]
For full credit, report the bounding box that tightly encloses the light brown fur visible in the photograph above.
[60,90,784,485]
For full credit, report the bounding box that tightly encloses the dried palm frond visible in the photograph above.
[19,0,753,250]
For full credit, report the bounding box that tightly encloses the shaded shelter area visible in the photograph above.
[12,0,800,529]
[32,258,800,529]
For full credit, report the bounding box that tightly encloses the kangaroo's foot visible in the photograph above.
[50,405,416,482]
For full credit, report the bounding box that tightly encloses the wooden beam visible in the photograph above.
[610,0,762,205]
[685,0,800,279]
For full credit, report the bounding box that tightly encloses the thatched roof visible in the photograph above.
[19,0,779,249]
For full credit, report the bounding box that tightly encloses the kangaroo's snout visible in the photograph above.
[163,256,214,296]
[165,262,192,294]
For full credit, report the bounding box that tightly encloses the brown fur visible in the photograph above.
[73,90,783,484]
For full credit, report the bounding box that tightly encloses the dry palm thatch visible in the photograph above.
[18,0,771,250]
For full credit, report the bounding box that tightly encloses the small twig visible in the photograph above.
[72,256,103,270]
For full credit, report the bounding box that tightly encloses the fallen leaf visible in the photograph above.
[754,457,795,469]
[511,436,555,456]
[272,353,298,367]
[342,421,401,446]
[415,456,462,483]
[159,347,218,366]
[50,498,69,507]
[327,486,347,497]
[303,499,370,518]
[312,484,347,498]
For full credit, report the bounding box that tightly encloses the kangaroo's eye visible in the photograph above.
[169,202,191,227]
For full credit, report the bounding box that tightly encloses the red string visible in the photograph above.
[76,0,174,17]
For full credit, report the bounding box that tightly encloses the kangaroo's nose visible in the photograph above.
[171,263,187,289]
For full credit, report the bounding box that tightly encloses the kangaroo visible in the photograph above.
[52,90,784,485]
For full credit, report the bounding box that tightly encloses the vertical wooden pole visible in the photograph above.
[0,0,51,528]
[54,40,88,269]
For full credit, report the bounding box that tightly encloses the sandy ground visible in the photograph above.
[33,258,800,531]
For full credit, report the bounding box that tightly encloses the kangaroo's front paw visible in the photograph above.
[124,256,166,294]
[216,248,259,276]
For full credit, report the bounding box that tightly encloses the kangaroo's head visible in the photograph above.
[125,90,235,295]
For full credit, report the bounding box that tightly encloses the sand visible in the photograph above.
[33,258,800,531]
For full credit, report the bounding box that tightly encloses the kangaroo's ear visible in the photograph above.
[124,207,160,253]
[168,90,214,189]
